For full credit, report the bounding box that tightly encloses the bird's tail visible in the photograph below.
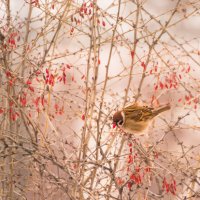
[153,104,171,116]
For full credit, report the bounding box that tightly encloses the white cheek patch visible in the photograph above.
[121,111,125,126]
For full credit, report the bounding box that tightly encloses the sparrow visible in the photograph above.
[112,103,170,133]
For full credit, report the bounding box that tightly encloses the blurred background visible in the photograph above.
[0,0,200,199]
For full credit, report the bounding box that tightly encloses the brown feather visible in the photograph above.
[123,104,154,122]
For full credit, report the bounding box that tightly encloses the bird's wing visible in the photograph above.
[123,104,154,121]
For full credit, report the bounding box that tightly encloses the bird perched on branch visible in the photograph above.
[112,103,170,134]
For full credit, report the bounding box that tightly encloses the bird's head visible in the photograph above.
[112,111,124,127]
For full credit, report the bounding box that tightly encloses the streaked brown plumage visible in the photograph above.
[113,103,170,133]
